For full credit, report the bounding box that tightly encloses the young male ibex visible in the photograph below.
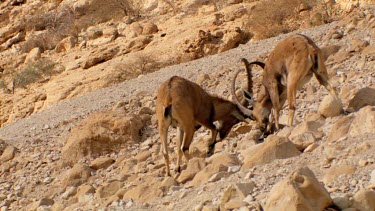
[232,34,339,133]
[156,76,251,176]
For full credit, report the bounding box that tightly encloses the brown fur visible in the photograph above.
[156,76,248,176]
[235,34,339,132]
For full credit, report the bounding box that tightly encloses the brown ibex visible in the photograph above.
[232,34,339,133]
[156,76,251,176]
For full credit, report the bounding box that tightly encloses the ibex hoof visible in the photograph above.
[175,166,181,174]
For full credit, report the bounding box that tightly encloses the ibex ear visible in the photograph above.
[243,90,254,105]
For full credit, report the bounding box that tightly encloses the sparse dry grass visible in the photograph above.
[106,53,171,85]
[0,80,7,92]
[21,5,79,53]
[13,59,62,88]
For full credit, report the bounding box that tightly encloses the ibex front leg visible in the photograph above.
[287,76,299,127]
[267,81,281,130]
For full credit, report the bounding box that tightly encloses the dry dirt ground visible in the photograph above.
[0,6,375,211]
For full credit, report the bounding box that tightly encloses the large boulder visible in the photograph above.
[351,189,375,211]
[82,47,119,69]
[347,88,375,111]
[327,115,354,142]
[189,152,241,187]
[0,145,17,162]
[349,106,375,137]
[265,167,333,211]
[177,157,206,183]
[289,120,324,140]
[62,163,93,188]
[290,132,317,151]
[336,0,375,11]
[95,180,123,199]
[220,182,256,210]
[318,95,343,118]
[241,135,301,169]
[61,111,143,166]
[55,36,77,53]
[123,182,163,203]
[323,165,356,184]
[320,44,341,61]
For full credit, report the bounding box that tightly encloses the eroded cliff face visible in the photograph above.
[336,0,375,11]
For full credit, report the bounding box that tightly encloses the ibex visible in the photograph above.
[156,76,251,176]
[232,34,339,133]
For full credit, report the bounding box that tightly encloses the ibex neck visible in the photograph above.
[211,96,234,121]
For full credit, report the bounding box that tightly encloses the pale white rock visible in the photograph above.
[62,186,77,199]
[318,95,343,118]
[370,170,375,185]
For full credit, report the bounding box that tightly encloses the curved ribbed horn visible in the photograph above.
[231,68,254,117]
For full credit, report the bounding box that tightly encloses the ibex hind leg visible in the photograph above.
[160,124,171,176]
[177,125,194,173]
[176,127,184,173]
[313,71,339,99]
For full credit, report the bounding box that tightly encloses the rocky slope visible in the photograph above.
[0,1,375,211]
[0,0,344,126]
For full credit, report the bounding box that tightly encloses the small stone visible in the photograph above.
[333,196,351,209]
[43,177,53,184]
[358,160,368,167]
[208,172,229,182]
[90,157,115,170]
[370,170,375,185]
[36,198,54,207]
[228,165,241,173]
[350,180,358,186]
[62,186,77,199]
[304,143,319,153]
[224,198,247,210]
[170,186,183,192]
[179,191,188,199]
[194,204,203,211]
[0,146,17,162]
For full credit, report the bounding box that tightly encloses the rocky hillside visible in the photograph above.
[0,0,347,126]
[0,1,375,211]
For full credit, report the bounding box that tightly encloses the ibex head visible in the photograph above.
[231,60,270,132]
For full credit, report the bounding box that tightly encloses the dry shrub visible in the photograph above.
[245,0,317,39]
[107,53,164,85]
[13,59,63,88]
[114,0,142,17]
[21,5,79,53]
[0,80,8,92]
[161,0,179,14]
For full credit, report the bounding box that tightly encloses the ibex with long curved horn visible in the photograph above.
[156,76,251,176]
[232,34,339,133]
